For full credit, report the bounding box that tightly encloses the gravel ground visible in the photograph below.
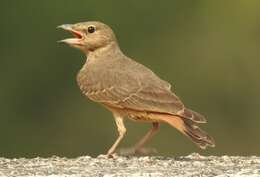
[0,153,259,177]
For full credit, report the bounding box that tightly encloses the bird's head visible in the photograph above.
[58,21,117,53]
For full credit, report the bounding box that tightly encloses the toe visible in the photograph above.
[97,153,118,159]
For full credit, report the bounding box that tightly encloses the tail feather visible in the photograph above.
[157,114,215,149]
[177,108,207,123]
[183,119,215,149]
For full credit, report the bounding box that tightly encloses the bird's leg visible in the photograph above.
[106,115,126,157]
[132,122,159,154]
[119,122,159,156]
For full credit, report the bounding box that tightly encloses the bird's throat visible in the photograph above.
[86,41,123,60]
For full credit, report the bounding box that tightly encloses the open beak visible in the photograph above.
[57,24,84,46]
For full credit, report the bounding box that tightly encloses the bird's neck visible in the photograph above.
[86,41,124,61]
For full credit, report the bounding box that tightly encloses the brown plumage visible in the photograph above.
[58,21,215,157]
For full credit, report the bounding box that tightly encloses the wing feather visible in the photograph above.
[78,58,206,123]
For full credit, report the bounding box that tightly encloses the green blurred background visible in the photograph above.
[1,0,260,158]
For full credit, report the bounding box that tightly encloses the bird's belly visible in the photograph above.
[104,105,160,123]
[127,114,155,123]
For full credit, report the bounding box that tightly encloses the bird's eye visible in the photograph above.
[87,26,96,33]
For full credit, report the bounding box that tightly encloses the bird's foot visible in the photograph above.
[118,147,157,156]
[97,153,118,159]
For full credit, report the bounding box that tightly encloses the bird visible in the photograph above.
[58,21,215,157]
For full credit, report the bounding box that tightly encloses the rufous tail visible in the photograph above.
[157,114,215,149]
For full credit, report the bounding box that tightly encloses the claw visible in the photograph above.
[118,147,158,156]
